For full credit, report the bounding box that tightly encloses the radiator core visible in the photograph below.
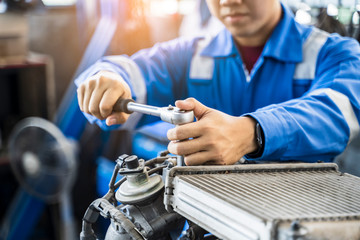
[164,163,360,240]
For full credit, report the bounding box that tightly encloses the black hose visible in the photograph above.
[145,156,171,166]
[109,163,120,190]
[148,165,167,175]
[114,176,127,189]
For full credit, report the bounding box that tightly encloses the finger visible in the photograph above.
[175,98,209,120]
[184,152,207,166]
[106,112,129,126]
[167,137,205,156]
[82,80,96,115]
[183,151,225,166]
[99,88,123,119]
[88,85,109,120]
[174,98,195,110]
[167,122,203,141]
[77,84,85,111]
[99,74,132,118]
[184,152,226,166]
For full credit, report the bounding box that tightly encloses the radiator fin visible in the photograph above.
[178,169,360,221]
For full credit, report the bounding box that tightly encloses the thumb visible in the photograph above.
[106,112,129,126]
[175,98,209,120]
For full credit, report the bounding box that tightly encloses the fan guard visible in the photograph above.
[9,117,76,203]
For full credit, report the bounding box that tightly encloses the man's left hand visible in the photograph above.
[167,98,259,165]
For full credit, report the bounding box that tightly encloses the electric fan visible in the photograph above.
[8,117,77,240]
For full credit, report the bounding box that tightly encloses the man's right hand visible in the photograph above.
[77,70,132,126]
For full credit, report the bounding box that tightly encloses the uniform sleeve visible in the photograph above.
[74,37,197,130]
[247,36,360,162]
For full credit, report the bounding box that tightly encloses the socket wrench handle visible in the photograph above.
[113,98,135,114]
[113,98,194,125]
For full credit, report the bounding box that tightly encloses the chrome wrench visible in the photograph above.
[113,99,194,125]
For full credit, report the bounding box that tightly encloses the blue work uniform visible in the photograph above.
[75,4,360,162]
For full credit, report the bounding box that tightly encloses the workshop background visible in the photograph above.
[0,0,359,239]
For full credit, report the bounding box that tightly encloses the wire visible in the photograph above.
[148,165,167,175]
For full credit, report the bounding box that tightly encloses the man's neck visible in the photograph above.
[237,44,265,73]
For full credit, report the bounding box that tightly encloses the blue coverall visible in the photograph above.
[75,4,360,162]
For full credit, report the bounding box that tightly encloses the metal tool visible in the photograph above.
[113,98,194,125]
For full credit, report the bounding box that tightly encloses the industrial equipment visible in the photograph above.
[80,152,185,240]
[81,156,360,240]
[80,99,360,240]
[164,163,360,240]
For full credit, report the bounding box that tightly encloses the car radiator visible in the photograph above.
[164,163,360,240]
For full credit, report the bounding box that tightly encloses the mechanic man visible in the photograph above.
[76,0,360,165]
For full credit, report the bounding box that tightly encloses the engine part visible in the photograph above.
[113,98,194,125]
[84,152,360,240]
[164,163,360,240]
[105,194,184,240]
[80,154,184,240]
[115,154,164,205]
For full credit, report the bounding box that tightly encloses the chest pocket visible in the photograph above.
[293,28,329,98]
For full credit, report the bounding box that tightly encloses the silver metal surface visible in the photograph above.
[127,102,161,116]
[115,159,164,205]
[127,102,194,125]
[164,163,360,240]
[116,173,164,204]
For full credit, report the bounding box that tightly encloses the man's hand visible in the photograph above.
[167,98,259,165]
[77,70,132,126]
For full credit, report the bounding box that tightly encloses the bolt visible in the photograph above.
[174,108,185,113]
[134,222,142,230]
[167,161,174,169]
[291,220,300,231]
